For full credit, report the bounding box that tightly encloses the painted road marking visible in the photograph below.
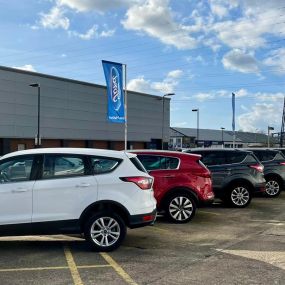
[0,264,111,273]
[100,252,138,285]
[219,249,285,270]
[64,245,84,285]
[199,210,221,216]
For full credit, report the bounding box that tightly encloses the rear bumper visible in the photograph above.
[253,182,266,194]
[128,209,157,229]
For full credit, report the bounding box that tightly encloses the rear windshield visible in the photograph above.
[243,153,259,163]
[129,157,147,173]
[275,152,285,161]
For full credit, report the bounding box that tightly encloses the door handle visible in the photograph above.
[76,183,91,188]
[12,188,29,193]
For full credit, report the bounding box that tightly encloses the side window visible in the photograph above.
[244,154,259,163]
[0,156,34,183]
[43,155,85,179]
[202,152,226,166]
[252,151,263,161]
[226,152,246,164]
[90,157,121,174]
[137,155,161,170]
[137,155,179,170]
[160,156,179,169]
[260,151,275,162]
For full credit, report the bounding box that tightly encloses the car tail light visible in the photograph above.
[279,162,285,166]
[120,176,153,190]
[249,164,264,173]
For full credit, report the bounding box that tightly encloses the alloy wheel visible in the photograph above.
[90,217,121,247]
[169,196,193,221]
[231,187,250,206]
[265,180,280,196]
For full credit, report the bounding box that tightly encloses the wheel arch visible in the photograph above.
[159,187,199,211]
[79,200,131,229]
[225,178,255,193]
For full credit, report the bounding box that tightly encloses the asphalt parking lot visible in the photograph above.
[0,193,284,285]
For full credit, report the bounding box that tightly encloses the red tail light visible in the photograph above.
[120,176,153,190]
[279,162,285,166]
[249,164,264,173]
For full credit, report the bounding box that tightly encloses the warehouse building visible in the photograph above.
[0,66,170,155]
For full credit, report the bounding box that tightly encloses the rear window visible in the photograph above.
[244,154,259,163]
[90,156,121,174]
[254,151,277,162]
[275,152,285,161]
[137,155,179,170]
[226,152,247,164]
[129,157,147,173]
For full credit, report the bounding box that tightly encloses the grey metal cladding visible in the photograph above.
[0,66,169,141]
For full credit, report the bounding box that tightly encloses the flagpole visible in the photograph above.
[232,93,236,148]
[124,64,127,150]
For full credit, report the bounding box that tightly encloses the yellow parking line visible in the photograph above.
[77,264,111,269]
[199,210,221,216]
[0,264,111,273]
[100,252,138,285]
[150,226,170,233]
[64,245,84,285]
[0,266,68,272]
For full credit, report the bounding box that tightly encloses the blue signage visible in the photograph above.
[102,60,125,123]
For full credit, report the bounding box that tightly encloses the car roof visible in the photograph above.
[0,148,135,160]
[129,149,201,159]
[186,148,252,153]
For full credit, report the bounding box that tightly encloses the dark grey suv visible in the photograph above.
[246,149,285,197]
[185,149,266,208]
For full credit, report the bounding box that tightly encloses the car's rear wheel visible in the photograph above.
[84,212,126,252]
[265,178,282,197]
[227,184,252,208]
[165,193,196,223]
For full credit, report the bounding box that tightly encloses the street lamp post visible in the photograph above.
[192,108,199,147]
[29,83,41,148]
[162,93,175,150]
[221,127,225,148]
[267,126,274,147]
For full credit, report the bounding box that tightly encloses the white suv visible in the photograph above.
[0,148,156,251]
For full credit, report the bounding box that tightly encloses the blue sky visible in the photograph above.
[0,0,285,133]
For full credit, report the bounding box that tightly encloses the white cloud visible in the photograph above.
[211,1,285,50]
[263,48,285,74]
[57,0,134,12]
[122,0,199,50]
[127,76,152,94]
[167,69,183,78]
[193,92,216,102]
[238,103,282,132]
[69,25,115,40]
[12,64,36,72]
[222,49,259,74]
[173,121,188,127]
[127,69,183,94]
[39,6,70,30]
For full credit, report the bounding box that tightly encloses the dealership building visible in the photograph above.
[0,66,170,155]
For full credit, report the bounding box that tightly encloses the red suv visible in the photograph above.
[131,150,214,223]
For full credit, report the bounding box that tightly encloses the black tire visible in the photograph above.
[265,177,282,197]
[226,183,252,208]
[164,192,196,223]
[84,212,126,252]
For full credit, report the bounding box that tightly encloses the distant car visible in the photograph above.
[131,150,214,223]
[0,148,156,251]
[246,149,285,197]
[185,149,266,208]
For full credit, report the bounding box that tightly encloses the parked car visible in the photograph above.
[0,148,156,251]
[131,150,214,223]
[185,149,266,208]
[245,148,285,197]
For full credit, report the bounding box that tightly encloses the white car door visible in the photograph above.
[0,155,35,225]
[32,154,98,223]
